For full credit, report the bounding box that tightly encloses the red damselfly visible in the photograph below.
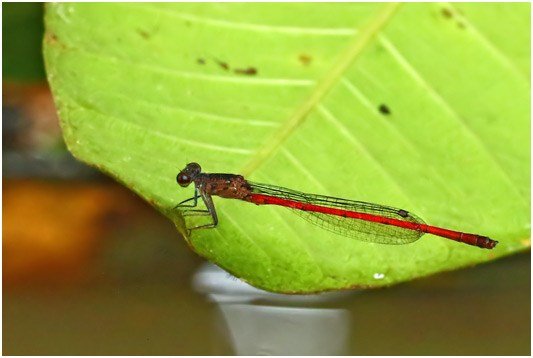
[176,163,498,249]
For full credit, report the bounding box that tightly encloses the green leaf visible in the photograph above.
[44,3,530,293]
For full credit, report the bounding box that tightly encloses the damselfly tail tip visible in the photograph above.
[478,236,498,250]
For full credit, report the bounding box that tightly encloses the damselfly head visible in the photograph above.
[185,162,202,173]
[177,162,202,187]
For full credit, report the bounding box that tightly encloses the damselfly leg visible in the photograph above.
[176,188,218,230]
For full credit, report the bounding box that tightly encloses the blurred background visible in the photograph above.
[2,3,530,355]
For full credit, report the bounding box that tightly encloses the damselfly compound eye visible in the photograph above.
[177,172,192,187]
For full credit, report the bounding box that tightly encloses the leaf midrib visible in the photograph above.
[241,2,403,176]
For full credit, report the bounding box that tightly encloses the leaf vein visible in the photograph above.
[129,3,359,36]
[105,91,279,128]
[218,206,273,265]
[71,46,315,86]
[280,147,329,193]
[242,3,403,175]
[340,77,421,155]
[378,35,529,208]
[317,104,416,208]
[446,2,529,82]
[77,99,254,155]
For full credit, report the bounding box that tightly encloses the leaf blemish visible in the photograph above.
[234,67,257,76]
[215,59,229,70]
[298,54,312,66]
[46,32,58,45]
[378,104,391,115]
[137,29,150,39]
[197,58,206,65]
[441,8,453,18]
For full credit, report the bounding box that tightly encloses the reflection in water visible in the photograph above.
[193,263,353,355]
[217,304,349,355]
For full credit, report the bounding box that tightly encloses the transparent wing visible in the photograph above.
[249,182,426,244]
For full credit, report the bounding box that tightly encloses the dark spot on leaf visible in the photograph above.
[457,21,466,29]
[46,32,58,45]
[234,67,257,75]
[215,59,229,70]
[441,8,453,18]
[299,54,312,66]
[137,29,150,39]
[197,58,206,65]
[378,104,391,115]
